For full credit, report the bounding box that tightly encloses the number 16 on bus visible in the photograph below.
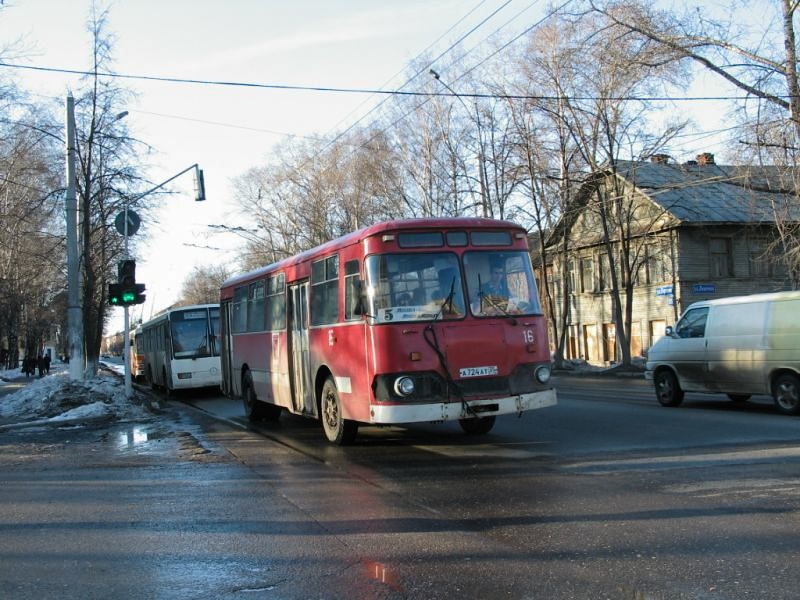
[220,217,557,445]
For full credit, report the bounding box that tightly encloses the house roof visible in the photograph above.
[614,159,800,224]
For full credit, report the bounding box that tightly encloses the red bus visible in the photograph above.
[219,217,556,444]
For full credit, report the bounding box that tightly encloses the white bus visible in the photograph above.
[138,304,221,392]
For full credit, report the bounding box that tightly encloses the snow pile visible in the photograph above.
[0,367,154,427]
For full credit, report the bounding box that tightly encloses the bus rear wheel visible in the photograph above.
[242,370,280,422]
[321,377,357,445]
[459,415,496,435]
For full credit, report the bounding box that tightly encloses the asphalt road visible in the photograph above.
[1,372,799,599]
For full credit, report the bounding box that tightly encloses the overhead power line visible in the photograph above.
[0,61,771,103]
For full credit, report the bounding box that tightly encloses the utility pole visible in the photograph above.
[65,95,84,380]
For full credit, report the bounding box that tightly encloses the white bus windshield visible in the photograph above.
[170,308,220,359]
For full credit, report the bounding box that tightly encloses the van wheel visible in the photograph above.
[727,394,751,403]
[459,415,496,435]
[773,373,800,416]
[654,370,684,407]
[320,377,358,445]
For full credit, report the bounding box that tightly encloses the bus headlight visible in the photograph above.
[394,376,415,397]
[534,364,551,384]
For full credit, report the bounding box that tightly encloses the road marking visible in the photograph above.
[560,446,800,473]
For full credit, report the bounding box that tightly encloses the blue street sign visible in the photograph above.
[693,283,716,294]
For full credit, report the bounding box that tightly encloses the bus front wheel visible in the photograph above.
[321,377,357,445]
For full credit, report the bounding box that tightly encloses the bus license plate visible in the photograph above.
[459,366,498,378]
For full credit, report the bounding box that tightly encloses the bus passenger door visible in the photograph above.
[219,300,234,396]
[288,282,314,415]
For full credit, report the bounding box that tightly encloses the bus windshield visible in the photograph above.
[463,250,542,316]
[170,308,220,359]
[365,253,465,322]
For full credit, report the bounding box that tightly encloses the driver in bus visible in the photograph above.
[481,263,510,299]
[475,262,512,315]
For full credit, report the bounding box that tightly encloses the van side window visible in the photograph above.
[674,307,709,338]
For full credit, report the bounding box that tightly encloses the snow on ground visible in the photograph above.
[0,362,154,427]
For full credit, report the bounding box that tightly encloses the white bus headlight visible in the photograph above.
[534,364,551,384]
[394,376,415,397]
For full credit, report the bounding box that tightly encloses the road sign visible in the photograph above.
[114,210,141,236]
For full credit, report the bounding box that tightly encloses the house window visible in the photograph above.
[709,238,732,277]
[580,257,594,293]
[599,253,611,291]
[642,242,670,285]
[567,260,577,295]
[748,239,771,277]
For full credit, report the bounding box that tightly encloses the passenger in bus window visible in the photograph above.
[396,292,412,306]
[432,267,464,316]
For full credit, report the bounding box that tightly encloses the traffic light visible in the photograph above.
[193,165,206,201]
[133,282,146,305]
[118,259,136,305]
[109,259,146,307]
[108,283,123,306]
[118,259,136,287]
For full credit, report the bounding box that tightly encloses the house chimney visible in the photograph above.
[649,154,670,164]
[696,152,715,165]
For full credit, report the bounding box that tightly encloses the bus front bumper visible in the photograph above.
[369,388,557,424]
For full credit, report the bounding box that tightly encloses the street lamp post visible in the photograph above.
[429,69,489,217]
[65,95,83,380]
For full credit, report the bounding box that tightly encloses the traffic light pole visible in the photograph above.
[118,163,205,399]
[123,207,132,399]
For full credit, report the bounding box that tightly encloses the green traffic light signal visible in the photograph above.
[108,283,123,306]
[122,290,135,304]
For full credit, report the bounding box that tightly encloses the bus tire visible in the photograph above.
[459,415,496,435]
[162,367,172,396]
[321,377,358,445]
[242,370,267,422]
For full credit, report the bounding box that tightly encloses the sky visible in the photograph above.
[2,0,542,335]
[1,0,734,338]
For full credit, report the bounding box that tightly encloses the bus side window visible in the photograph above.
[344,260,363,319]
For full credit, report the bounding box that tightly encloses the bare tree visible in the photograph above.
[177,264,231,306]
[503,19,589,367]
[71,4,149,376]
[0,109,63,367]
[231,127,405,268]
[529,7,687,366]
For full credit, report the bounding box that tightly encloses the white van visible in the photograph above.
[645,291,800,415]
